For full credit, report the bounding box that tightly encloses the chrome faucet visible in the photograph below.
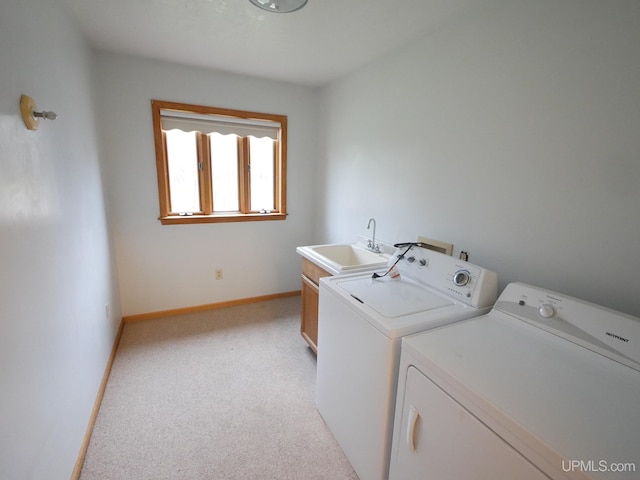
[367,218,380,253]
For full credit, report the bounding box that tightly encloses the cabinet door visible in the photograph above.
[390,367,549,480]
[300,274,319,353]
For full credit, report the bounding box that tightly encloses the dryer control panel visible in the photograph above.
[495,282,640,372]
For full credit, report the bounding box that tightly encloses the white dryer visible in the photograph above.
[390,282,640,480]
[316,243,498,480]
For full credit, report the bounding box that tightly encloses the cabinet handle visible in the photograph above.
[406,405,419,452]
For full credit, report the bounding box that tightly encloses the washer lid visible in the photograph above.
[336,276,452,317]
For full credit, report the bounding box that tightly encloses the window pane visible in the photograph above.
[249,136,275,212]
[209,133,239,212]
[165,130,200,213]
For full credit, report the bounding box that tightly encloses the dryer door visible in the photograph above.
[390,366,550,480]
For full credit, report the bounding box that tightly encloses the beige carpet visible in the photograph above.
[80,297,359,480]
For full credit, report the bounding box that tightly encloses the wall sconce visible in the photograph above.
[20,94,58,130]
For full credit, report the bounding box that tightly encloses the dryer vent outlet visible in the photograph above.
[417,236,454,256]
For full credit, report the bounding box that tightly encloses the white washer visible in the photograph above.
[390,282,640,480]
[316,244,498,480]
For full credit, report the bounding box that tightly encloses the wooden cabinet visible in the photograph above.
[301,275,320,352]
[300,258,332,353]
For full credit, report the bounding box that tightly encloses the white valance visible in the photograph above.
[160,109,280,140]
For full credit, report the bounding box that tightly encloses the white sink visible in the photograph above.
[297,243,390,275]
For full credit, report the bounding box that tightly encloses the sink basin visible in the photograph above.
[310,244,386,267]
[297,243,390,275]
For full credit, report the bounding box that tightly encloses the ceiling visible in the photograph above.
[57,0,486,87]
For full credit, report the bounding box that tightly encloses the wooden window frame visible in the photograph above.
[151,100,287,225]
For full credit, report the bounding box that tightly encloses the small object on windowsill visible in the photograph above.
[179,212,194,216]
[259,209,271,214]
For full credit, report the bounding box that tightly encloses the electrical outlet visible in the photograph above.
[105,304,110,319]
[215,269,223,280]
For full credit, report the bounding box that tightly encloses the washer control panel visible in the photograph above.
[392,245,498,308]
[453,269,471,287]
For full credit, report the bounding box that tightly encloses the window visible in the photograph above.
[151,100,287,224]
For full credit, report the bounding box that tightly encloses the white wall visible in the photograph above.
[318,0,640,317]
[94,52,319,316]
[0,0,121,478]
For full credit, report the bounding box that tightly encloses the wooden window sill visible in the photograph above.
[159,213,287,225]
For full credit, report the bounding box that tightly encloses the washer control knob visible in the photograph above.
[453,270,471,287]
[538,304,555,318]
[419,259,427,266]
[407,256,415,263]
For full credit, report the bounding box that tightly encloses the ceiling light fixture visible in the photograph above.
[249,0,308,13]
